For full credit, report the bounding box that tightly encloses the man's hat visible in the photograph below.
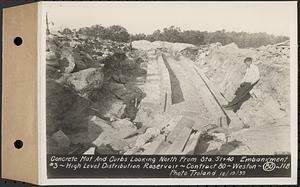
[244,57,253,62]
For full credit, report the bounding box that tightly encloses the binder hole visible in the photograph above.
[13,37,23,46]
[14,140,23,149]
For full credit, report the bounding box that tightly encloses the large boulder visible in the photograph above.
[46,51,57,61]
[112,73,130,84]
[103,53,127,70]
[109,82,144,102]
[59,68,104,98]
[46,79,93,135]
[67,116,106,145]
[89,116,136,154]
[108,82,145,120]
[94,133,130,154]
[46,80,78,135]
[121,57,136,70]
[46,35,60,52]
[60,95,92,131]
[111,118,137,138]
[90,90,126,120]
[72,51,90,71]
[46,65,62,80]
[59,46,76,73]
[51,130,71,148]
[72,50,100,72]
[109,82,127,99]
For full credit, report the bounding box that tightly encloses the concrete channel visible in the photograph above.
[137,53,246,154]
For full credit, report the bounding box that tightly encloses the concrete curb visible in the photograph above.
[193,66,245,129]
[157,54,172,112]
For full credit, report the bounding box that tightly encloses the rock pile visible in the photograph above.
[46,32,148,154]
[255,40,290,63]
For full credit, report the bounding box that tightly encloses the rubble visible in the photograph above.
[46,33,130,76]
[256,40,290,59]
[46,30,148,154]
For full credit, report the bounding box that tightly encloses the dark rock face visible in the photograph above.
[46,80,79,135]
[46,80,95,153]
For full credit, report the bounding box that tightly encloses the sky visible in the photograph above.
[43,2,296,37]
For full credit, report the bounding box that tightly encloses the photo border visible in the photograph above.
[38,1,298,185]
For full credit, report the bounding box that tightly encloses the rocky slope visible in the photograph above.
[46,33,148,154]
[180,41,290,154]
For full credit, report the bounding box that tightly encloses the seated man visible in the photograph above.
[222,57,260,112]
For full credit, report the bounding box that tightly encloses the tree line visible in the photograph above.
[61,25,289,48]
[131,26,289,48]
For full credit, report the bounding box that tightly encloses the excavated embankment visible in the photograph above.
[180,42,290,154]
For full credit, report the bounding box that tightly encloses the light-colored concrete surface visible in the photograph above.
[141,57,162,105]
[230,124,291,154]
[165,56,225,130]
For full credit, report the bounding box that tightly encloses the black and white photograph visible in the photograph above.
[40,1,297,184]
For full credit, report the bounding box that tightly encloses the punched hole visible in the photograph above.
[14,140,23,149]
[13,37,23,46]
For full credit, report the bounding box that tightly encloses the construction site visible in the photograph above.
[46,28,290,156]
